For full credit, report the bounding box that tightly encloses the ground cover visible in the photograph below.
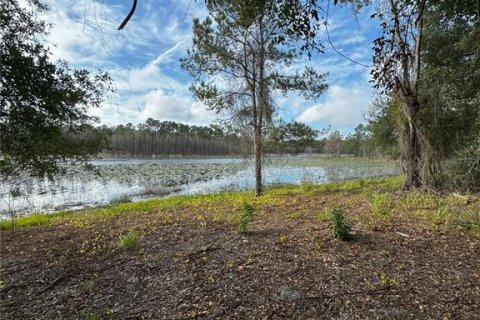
[1,176,479,319]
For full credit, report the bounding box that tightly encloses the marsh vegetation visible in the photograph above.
[0,156,398,218]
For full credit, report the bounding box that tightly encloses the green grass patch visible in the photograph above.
[315,209,330,223]
[118,228,139,248]
[369,193,394,220]
[0,210,71,230]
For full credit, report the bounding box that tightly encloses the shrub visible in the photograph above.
[238,203,256,233]
[330,206,352,240]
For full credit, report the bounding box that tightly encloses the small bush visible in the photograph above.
[330,206,352,240]
[119,228,139,248]
[238,203,256,233]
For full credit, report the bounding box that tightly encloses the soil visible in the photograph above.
[1,191,479,319]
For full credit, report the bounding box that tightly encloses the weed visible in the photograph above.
[379,271,397,288]
[118,228,139,248]
[315,209,330,222]
[287,211,302,220]
[432,204,452,226]
[237,203,256,233]
[321,182,339,192]
[329,206,352,240]
[369,193,393,219]
[275,233,289,245]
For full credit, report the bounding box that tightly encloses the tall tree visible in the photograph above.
[181,0,327,195]
[0,0,112,179]
[370,0,432,189]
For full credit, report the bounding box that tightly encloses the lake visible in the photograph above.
[0,156,399,219]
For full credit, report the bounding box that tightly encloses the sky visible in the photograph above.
[41,0,380,134]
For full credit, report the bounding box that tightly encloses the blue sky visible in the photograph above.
[42,0,380,133]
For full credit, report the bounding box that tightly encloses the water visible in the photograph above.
[0,156,398,218]
[181,165,328,194]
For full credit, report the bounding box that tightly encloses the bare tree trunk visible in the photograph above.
[254,123,262,196]
[248,43,262,196]
[255,22,267,196]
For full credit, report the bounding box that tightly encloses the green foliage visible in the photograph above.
[237,203,256,233]
[118,228,139,249]
[300,181,316,192]
[0,211,69,230]
[419,0,480,191]
[366,96,401,159]
[315,209,330,223]
[0,0,112,179]
[432,204,452,226]
[366,0,480,190]
[266,120,318,154]
[369,193,393,219]
[329,206,352,241]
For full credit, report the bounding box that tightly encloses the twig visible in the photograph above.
[305,287,390,300]
[38,270,72,294]
[186,246,220,257]
[394,231,410,238]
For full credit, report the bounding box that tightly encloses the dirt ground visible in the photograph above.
[1,190,479,319]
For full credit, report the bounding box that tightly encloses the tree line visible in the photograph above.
[92,119,382,158]
[96,119,245,157]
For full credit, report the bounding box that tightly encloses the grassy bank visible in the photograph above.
[2,176,478,237]
[1,176,479,319]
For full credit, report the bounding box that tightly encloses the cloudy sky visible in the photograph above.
[42,0,379,133]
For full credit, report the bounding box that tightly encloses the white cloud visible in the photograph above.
[140,90,216,125]
[296,84,371,127]
[118,63,185,93]
[37,0,377,130]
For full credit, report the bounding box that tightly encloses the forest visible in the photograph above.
[92,119,374,158]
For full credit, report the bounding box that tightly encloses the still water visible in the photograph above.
[0,156,398,218]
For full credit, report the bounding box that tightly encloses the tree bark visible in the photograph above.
[247,41,262,196]
[400,99,422,189]
[389,0,429,190]
[254,123,262,196]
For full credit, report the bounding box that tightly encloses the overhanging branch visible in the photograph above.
[118,0,137,30]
